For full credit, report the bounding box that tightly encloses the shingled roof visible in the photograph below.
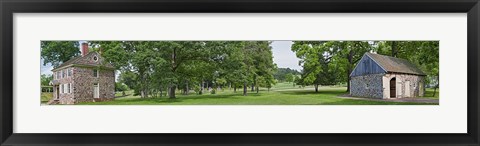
[365,52,426,76]
[52,52,115,71]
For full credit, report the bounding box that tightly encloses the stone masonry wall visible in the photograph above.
[52,68,75,104]
[350,73,384,98]
[73,67,115,104]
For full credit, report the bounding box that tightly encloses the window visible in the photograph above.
[67,83,71,94]
[62,70,65,78]
[60,84,63,94]
[93,56,98,62]
[56,72,60,79]
[93,69,98,77]
[68,68,72,77]
[70,83,73,93]
[64,84,68,94]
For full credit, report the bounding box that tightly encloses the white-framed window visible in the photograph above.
[62,69,66,78]
[63,84,67,94]
[69,83,73,93]
[66,84,70,94]
[60,84,63,94]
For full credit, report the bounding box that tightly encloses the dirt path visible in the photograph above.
[337,95,439,104]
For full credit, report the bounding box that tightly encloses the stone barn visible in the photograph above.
[48,43,115,104]
[350,53,426,99]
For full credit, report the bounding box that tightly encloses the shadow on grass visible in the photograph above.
[276,89,346,95]
[113,92,262,104]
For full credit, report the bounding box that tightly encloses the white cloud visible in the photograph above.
[270,41,301,71]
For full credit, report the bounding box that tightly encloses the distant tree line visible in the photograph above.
[273,68,300,82]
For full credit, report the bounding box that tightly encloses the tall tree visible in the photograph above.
[41,41,80,67]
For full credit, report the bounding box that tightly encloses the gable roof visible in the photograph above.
[52,52,115,71]
[365,52,426,76]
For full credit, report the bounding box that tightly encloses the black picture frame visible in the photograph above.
[1,0,479,145]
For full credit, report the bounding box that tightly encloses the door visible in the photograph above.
[390,78,396,98]
[405,81,411,98]
[93,83,99,98]
[56,86,60,100]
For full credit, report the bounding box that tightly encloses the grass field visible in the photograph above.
[41,92,53,103]
[73,82,438,105]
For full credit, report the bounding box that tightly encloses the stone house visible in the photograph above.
[350,53,426,99]
[48,43,115,104]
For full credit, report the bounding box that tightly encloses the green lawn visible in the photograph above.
[41,92,53,103]
[422,88,440,99]
[77,82,438,105]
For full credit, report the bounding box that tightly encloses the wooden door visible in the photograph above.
[56,86,60,99]
[390,78,396,98]
[93,83,99,98]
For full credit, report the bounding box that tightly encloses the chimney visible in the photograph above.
[81,42,89,56]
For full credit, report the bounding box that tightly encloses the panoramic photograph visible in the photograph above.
[40,41,439,105]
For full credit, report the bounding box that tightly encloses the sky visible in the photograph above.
[40,41,302,75]
[269,41,301,71]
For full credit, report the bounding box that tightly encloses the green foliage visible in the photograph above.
[40,74,53,86]
[90,41,277,98]
[115,82,129,92]
[41,41,81,67]
[274,68,300,82]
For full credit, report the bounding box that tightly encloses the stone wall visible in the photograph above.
[73,67,115,104]
[382,73,425,99]
[350,73,384,98]
[52,68,75,104]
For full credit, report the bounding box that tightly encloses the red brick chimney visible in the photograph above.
[81,42,89,56]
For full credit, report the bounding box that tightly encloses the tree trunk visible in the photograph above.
[433,76,439,97]
[251,83,255,92]
[314,84,319,92]
[346,50,353,92]
[183,81,189,95]
[141,90,145,98]
[200,81,203,95]
[206,82,209,91]
[243,82,248,96]
[169,84,176,99]
[391,41,397,57]
[234,85,237,93]
[256,86,259,93]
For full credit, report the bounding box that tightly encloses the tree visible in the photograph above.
[41,41,80,67]
[285,73,294,83]
[273,68,300,82]
[87,41,276,99]
[40,74,53,86]
[291,41,339,92]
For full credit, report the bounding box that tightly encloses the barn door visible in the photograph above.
[404,81,411,97]
[390,78,396,98]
